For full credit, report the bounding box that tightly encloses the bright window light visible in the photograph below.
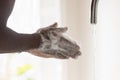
[0,0,64,80]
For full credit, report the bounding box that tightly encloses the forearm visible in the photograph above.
[0,27,41,53]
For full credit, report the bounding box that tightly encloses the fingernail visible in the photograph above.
[53,22,58,27]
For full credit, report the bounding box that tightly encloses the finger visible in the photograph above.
[71,50,81,59]
[53,27,68,34]
[55,53,69,59]
[28,49,53,58]
[74,51,81,58]
[58,35,81,58]
[58,39,81,58]
[55,50,69,59]
[49,22,58,28]
[36,22,58,33]
[61,47,79,58]
[59,36,80,50]
[44,49,69,59]
[46,22,58,29]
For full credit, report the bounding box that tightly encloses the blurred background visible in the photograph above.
[0,0,120,80]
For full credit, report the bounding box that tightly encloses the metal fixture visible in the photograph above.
[91,0,99,24]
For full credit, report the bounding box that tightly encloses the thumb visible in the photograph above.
[49,22,58,28]
[53,27,68,34]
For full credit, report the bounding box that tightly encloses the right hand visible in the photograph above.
[29,23,81,59]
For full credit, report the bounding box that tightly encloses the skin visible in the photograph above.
[29,23,81,59]
[0,0,41,53]
[0,0,81,59]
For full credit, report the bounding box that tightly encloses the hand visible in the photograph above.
[28,23,81,59]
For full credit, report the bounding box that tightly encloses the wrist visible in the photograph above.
[31,33,42,49]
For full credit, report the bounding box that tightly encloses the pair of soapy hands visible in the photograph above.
[28,23,81,59]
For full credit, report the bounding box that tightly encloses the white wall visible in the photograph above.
[60,0,95,80]
[96,0,120,80]
[6,0,120,80]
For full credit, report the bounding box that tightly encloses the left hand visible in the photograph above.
[28,23,81,59]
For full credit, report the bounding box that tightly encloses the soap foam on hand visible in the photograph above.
[58,33,81,58]
[32,23,81,59]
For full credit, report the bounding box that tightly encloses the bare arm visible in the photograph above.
[0,0,41,53]
[0,27,41,53]
[0,0,81,59]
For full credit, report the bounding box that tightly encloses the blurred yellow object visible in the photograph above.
[17,64,32,76]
